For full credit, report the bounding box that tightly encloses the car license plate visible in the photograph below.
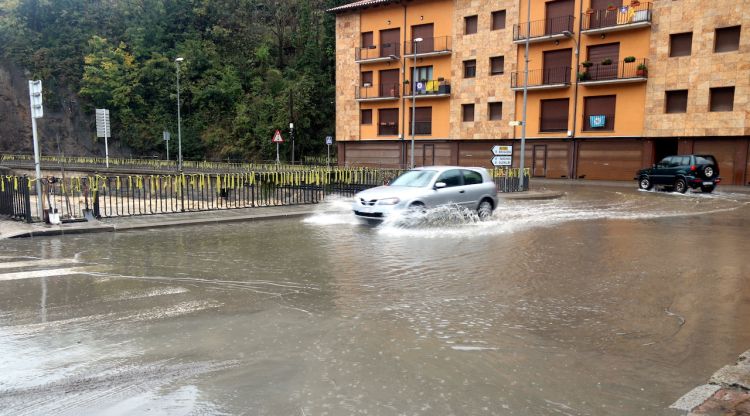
[703,182,713,185]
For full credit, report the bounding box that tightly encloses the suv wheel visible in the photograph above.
[477,200,493,220]
[638,176,653,190]
[674,178,688,194]
[703,166,715,178]
[701,185,715,193]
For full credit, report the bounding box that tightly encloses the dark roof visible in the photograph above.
[327,0,401,14]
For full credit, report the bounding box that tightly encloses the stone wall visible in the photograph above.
[450,0,518,140]
[644,0,750,137]
[335,13,361,142]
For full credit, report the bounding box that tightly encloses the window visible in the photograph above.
[436,169,463,187]
[409,107,432,135]
[361,71,373,87]
[462,104,475,122]
[583,95,616,131]
[463,59,476,78]
[412,66,433,83]
[715,26,741,53]
[540,98,569,132]
[489,102,503,121]
[464,15,478,34]
[462,169,483,185]
[710,87,735,112]
[361,109,372,125]
[378,108,399,135]
[361,32,374,48]
[665,90,688,114]
[490,56,504,75]
[491,10,506,30]
[670,32,693,57]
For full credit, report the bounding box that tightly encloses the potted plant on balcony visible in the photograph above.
[585,8,595,15]
[582,61,593,68]
[606,3,617,11]
[636,63,648,77]
[624,56,636,63]
[601,58,613,65]
[630,0,641,7]
[577,71,591,82]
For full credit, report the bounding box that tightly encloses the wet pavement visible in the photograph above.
[1,185,749,415]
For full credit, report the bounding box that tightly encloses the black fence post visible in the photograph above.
[22,176,32,223]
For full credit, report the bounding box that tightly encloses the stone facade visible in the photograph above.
[335,13,361,143]
[450,0,518,140]
[644,0,750,137]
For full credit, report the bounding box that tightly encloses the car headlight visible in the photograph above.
[376,197,400,205]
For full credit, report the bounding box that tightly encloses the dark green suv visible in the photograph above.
[634,155,720,193]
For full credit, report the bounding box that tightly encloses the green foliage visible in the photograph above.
[0,0,348,161]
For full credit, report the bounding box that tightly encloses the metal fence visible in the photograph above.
[1,168,530,223]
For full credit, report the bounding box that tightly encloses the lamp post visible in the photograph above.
[563,30,581,180]
[175,57,184,172]
[519,1,531,191]
[410,37,423,169]
[290,122,295,164]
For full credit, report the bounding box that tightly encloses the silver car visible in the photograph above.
[352,166,498,221]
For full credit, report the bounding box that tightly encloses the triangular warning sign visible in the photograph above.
[272,129,284,143]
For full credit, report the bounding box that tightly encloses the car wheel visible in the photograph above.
[674,178,688,194]
[407,202,425,214]
[638,176,653,190]
[477,200,493,220]
[701,185,715,193]
[703,166,715,178]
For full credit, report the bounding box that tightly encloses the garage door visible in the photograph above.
[577,141,643,180]
[693,140,737,185]
[345,142,402,168]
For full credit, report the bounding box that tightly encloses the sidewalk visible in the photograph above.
[671,350,750,415]
[1,190,564,239]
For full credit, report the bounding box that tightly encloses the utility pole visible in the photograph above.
[289,91,295,164]
[519,0,531,191]
[175,57,184,172]
[410,37,423,169]
[28,80,44,218]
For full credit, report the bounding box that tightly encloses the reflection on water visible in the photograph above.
[1,186,749,415]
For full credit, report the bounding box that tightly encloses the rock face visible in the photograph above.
[0,62,129,158]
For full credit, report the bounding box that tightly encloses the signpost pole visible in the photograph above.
[276,142,280,164]
[29,80,44,219]
[104,110,109,169]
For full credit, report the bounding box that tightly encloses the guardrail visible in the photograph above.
[1,167,530,223]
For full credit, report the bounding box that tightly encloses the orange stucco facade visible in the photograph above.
[332,0,750,185]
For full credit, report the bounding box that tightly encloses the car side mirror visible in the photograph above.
[434,182,446,189]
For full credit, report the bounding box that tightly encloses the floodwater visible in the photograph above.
[1,185,749,415]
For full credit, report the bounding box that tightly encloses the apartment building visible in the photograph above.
[330,0,750,185]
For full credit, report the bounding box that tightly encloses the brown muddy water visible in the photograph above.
[0,185,749,415]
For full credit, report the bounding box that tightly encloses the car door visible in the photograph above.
[461,169,485,208]
[431,169,464,207]
[651,156,672,184]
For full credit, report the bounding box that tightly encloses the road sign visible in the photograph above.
[95,109,111,138]
[492,145,513,156]
[163,130,170,141]
[29,80,43,119]
[272,129,284,143]
[325,136,333,145]
[492,156,512,167]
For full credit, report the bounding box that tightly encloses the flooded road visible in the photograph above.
[1,185,749,415]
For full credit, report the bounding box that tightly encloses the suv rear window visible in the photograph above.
[462,169,483,185]
[695,156,716,165]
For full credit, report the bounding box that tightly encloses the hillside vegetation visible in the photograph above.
[0,0,346,161]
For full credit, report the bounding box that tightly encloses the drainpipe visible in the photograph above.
[401,4,408,168]
[568,0,584,179]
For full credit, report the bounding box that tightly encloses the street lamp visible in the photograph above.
[519,0,531,191]
[175,57,184,172]
[563,30,581,180]
[290,122,294,164]
[410,37,423,169]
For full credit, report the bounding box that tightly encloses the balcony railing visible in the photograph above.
[378,122,399,136]
[403,36,452,56]
[513,15,575,42]
[511,67,571,89]
[408,121,432,135]
[577,58,648,84]
[403,79,451,97]
[355,43,401,62]
[582,2,652,33]
[583,113,615,131]
[355,83,400,100]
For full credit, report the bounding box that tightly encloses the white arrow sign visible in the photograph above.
[492,156,512,167]
[492,145,513,156]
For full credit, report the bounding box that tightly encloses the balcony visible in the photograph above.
[581,2,652,35]
[511,67,572,90]
[355,83,400,102]
[577,58,648,86]
[403,36,452,58]
[513,15,575,44]
[403,79,451,99]
[355,43,400,64]
[408,121,432,136]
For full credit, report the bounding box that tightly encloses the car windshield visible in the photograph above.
[389,170,437,187]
